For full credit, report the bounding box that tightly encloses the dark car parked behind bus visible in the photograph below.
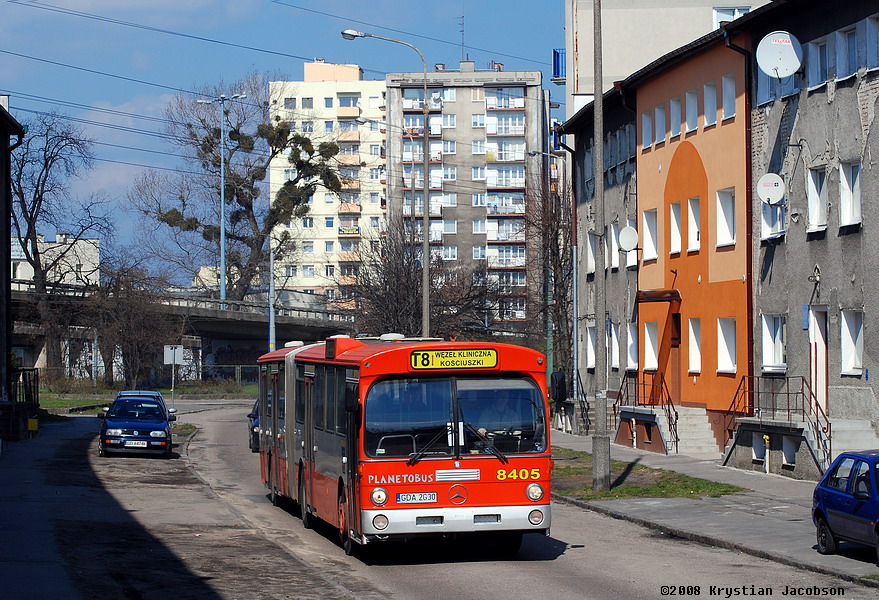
[812,450,879,564]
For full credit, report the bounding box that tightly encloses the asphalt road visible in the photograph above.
[176,401,879,600]
[5,401,875,599]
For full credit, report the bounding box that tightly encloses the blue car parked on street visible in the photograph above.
[812,450,879,564]
[98,397,176,458]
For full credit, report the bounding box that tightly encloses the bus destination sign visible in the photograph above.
[410,348,498,370]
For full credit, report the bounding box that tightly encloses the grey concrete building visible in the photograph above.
[384,61,547,334]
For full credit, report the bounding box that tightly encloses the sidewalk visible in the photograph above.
[551,431,879,586]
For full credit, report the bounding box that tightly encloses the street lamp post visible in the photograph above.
[342,29,432,338]
[197,93,246,303]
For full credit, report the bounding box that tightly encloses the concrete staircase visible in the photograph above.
[660,405,722,457]
[828,419,879,459]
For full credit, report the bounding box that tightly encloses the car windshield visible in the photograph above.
[108,400,165,421]
[364,376,546,458]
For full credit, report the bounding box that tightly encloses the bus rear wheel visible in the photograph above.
[338,495,355,556]
[299,478,313,529]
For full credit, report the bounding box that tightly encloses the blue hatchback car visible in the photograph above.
[812,450,879,564]
[98,397,176,458]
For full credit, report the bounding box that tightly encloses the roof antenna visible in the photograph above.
[460,4,465,62]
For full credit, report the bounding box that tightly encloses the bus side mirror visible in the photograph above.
[550,371,568,403]
[344,382,360,413]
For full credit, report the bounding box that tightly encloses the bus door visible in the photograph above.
[273,365,287,494]
[300,364,316,508]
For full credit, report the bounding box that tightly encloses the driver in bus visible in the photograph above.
[477,391,520,436]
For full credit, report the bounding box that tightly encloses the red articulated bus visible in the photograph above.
[255,334,552,555]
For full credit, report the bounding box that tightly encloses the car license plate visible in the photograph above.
[124,440,148,447]
[396,492,436,504]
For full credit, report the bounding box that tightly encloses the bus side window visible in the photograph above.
[325,366,337,434]
[314,365,326,430]
[276,365,285,420]
[335,373,347,435]
[295,377,305,424]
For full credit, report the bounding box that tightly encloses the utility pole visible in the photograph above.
[591,0,611,492]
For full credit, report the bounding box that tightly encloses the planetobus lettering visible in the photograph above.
[367,474,436,484]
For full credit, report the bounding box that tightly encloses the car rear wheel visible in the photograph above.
[816,518,837,555]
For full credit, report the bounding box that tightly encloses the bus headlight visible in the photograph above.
[526,483,544,501]
[371,487,388,506]
[528,510,544,526]
[373,514,389,530]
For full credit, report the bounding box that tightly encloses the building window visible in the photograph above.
[717,317,737,373]
[442,220,457,234]
[840,309,864,375]
[807,167,827,231]
[369,216,380,228]
[441,246,457,261]
[325,217,334,228]
[716,187,736,247]
[654,104,666,144]
[670,202,682,255]
[472,166,486,180]
[472,88,485,102]
[302,264,315,278]
[285,265,297,277]
[685,89,699,133]
[644,321,659,371]
[839,162,862,226]
[325,192,337,204]
[641,111,653,148]
[302,217,314,229]
[762,314,787,371]
[687,197,701,251]
[301,97,314,109]
[670,97,682,137]
[325,97,333,108]
[626,217,638,268]
[443,167,457,180]
[325,241,335,253]
[442,114,456,128]
[301,121,314,133]
[837,29,858,79]
[586,325,596,369]
[303,241,314,253]
[642,209,658,260]
[713,6,750,28]
[473,245,486,260]
[472,139,486,154]
[869,16,879,70]
[808,39,830,87]
[609,222,620,269]
[325,264,335,277]
[338,95,359,107]
[370,144,381,156]
[688,318,701,373]
[370,192,381,205]
[440,88,456,102]
[722,73,736,119]
[586,233,597,274]
[761,202,786,239]
[472,113,485,128]
[324,121,334,133]
[703,82,717,127]
[369,168,383,180]
[627,322,638,370]
[283,97,296,110]
[443,140,456,154]
[610,321,620,370]
[472,193,487,207]
[472,219,486,234]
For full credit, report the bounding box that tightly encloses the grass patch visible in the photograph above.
[172,422,198,436]
[552,446,744,501]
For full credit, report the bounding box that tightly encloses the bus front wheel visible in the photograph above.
[338,494,355,556]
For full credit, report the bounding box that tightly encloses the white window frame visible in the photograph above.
[586,325,596,369]
[472,166,486,181]
[654,104,666,145]
[625,217,638,268]
[840,309,864,375]
[471,139,486,154]
[670,202,682,255]
[442,167,457,181]
[717,317,737,373]
[762,314,787,372]
[703,82,717,127]
[642,209,658,260]
[626,322,638,370]
[472,245,486,260]
[302,264,315,278]
[670,97,682,138]
[610,321,620,370]
[761,202,786,240]
[472,219,486,234]
[807,167,827,231]
[442,140,456,154]
[472,193,487,207]
[688,318,701,373]
[471,113,485,128]
[609,222,620,269]
[644,321,659,371]
[324,241,335,253]
[685,90,699,133]
[441,246,458,261]
[722,73,736,120]
[641,111,653,148]
[716,187,736,247]
[442,114,456,128]
[839,162,862,226]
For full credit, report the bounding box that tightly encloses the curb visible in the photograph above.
[551,491,879,589]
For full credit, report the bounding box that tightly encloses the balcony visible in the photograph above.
[487,231,526,242]
[337,154,361,165]
[487,126,526,136]
[338,203,362,214]
[337,130,360,142]
[338,251,361,263]
[487,203,526,215]
[487,257,526,268]
[402,204,443,217]
[338,275,357,286]
[402,98,443,112]
[485,150,526,162]
[336,106,360,119]
[340,180,361,191]
[487,179,526,189]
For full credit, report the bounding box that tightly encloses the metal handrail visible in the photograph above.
[725,376,832,470]
[614,372,679,453]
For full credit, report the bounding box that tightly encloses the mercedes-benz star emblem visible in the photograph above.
[448,484,468,505]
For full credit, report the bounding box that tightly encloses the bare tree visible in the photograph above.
[341,219,498,339]
[10,111,113,379]
[87,251,184,387]
[131,71,341,300]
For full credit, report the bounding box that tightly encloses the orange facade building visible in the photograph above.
[629,34,752,447]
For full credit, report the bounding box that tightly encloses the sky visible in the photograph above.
[1,0,565,245]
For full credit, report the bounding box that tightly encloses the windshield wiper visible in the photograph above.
[406,426,451,466]
[462,422,509,464]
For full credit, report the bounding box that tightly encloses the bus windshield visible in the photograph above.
[364,377,546,458]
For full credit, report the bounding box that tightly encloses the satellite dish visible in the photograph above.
[757,173,786,205]
[756,31,803,79]
[618,226,639,252]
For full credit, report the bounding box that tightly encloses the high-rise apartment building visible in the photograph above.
[268,62,387,312]
[384,61,546,329]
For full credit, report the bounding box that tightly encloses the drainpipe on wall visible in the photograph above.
[723,25,756,398]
